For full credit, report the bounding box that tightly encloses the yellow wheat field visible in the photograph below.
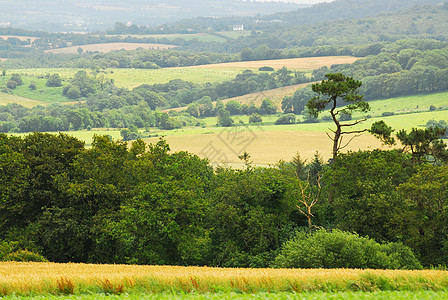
[1,262,448,295]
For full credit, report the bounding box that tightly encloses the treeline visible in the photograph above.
[0,67,309,133]
[1,132,447,268]
[0,48,239,69]
[312,40,448,100]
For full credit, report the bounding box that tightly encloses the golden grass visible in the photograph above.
[45,43,177,54]
[180,56,360,71]
[1,262,447,296]
[0,35,38,42]
[143,130,390,164]
[0,93,46,108]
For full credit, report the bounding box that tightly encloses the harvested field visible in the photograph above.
[180,56,360,71]
[0,35,38,42]
[143,130,388,164]
[0,93,46,108]
[45,42,177,54]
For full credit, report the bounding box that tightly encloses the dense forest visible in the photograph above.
[0,131,447,268]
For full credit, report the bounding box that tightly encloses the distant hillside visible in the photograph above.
[263,0,444,25]
[0,0,302,32]
[165,0,444,32]
[188,3,448,53]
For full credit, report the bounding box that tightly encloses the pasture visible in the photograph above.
[44,43,177,54]
[8,56,359,89]
[0,75,67,103]
[1,262,448,297]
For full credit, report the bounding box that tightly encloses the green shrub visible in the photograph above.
[249,113,262,123]
[0,241,48,262]
[275,113,296,125]
[273,230,422,270]
[3,250,48,262]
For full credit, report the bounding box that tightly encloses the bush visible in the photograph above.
[3,250,49,262]
[46,73,62,87]
[275,113,296,125]
[382,112,395,117]
[259,66,274,72]
[249,113,262,123]
[6,80,17,89]
[66,86,81,100]
[273,230,422,270]
[0,241,48,262]
[10,73,23,85]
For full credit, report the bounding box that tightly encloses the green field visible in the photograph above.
[0,75,69,103]
[7,56,358,89]
[217,31,253,39]
[8,68,244,89]
[4,291,448,299]
[362,92,448,117]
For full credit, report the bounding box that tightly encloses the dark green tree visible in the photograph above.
[307,73,370,160]
[259,99,277,115]
[46,74,63,87]
[217,108,234,127]
[397,127,448,164]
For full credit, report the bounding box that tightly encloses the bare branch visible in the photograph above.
[340,118,367,127]
[339,134,362,151]
[341,128,368,135]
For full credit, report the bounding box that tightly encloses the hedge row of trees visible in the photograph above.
[312,42,448,100]
[0,132,447,268]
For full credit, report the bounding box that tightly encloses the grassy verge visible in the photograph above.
[1,262,448,297]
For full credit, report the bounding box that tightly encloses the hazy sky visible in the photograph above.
[252,0,335,4]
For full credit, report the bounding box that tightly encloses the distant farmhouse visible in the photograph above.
[233,25,244,31]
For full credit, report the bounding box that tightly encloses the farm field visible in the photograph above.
[0,75,68,103]
[1,262,448,297]
[181,56,360,72]
[10,107,445,164]
[6,56,360,90]
[365,92,448,117]
[0,35,38,42]
[105,33,228,43]
[9,130,122,147]
[217,31,253,39]
[45,43,177,54]
[0,92,45,107]
[8,67,244,88]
